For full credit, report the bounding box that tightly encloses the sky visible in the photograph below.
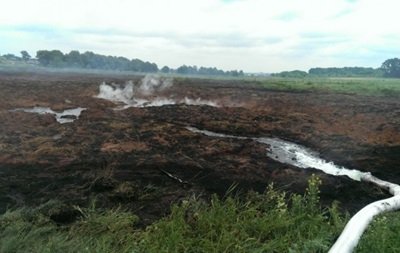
[1,0,400,72]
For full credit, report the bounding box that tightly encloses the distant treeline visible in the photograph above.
[173,65,244,77]
[309,67,383,77]
[272,58,400,78]
[270,70,308,78]
[0,50,244,77]
[272,67,382,78]
[36,50,159,72]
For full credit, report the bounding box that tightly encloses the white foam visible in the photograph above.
[256,137,365,181]
[11,107,86,124]
[186,126,366,181]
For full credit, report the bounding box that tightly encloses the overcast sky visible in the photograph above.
[1,0,399,72]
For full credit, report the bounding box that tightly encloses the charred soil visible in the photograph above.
[0,71,399,224]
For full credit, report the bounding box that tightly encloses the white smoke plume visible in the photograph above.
[137,74,172,95]
[96,74,218,108]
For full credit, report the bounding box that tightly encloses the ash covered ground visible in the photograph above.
[0,71,399,225]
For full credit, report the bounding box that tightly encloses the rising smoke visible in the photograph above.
[137,74,173,95]
[96,75,218,108]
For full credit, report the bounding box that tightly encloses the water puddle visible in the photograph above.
[186,126,366,181]
[11,107,86,124]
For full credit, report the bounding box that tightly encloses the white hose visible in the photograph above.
[329,173,400,253]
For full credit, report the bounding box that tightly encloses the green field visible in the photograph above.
[258,77,400,97]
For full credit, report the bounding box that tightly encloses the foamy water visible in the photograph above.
[256,137,365,181]
[11,107,86,124]
[186,126,366,181]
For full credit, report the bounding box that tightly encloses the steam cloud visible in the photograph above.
[96,75,218,109]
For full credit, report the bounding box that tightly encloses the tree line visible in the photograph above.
[36,50,158,72]
[3,50,400,78]
[271,58,400,78]
[0,50,244,77]
[173,65,243,77]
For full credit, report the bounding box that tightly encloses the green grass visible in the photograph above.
[1,175,399,252]
[258,77,400,96]
[0,200,139,253]
[138,177,345,253]
[356,212,400,253]
[174,75,400,96]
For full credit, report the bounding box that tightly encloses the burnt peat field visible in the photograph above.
[0,71,399,252]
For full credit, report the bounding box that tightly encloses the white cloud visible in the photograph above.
[1,0,400,72]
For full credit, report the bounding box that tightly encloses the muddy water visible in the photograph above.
[186,126,366,181]
[11,107,86,124]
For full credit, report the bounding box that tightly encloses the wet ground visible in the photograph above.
[0,70,399,224]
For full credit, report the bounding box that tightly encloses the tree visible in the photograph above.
[129,59,142,72]
[161,66,170,73]
[20,51,31,61]
[2,54,20,61]
[65,50,83,67]
[177,65,190,74]
[36,50,65,67]
[272,70,308,78]
[36,50,51,65]
[381,58,400,78]
[142,61,158,72]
